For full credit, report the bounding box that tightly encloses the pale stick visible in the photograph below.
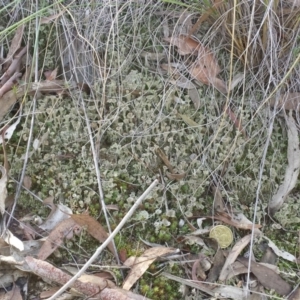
[47,179,159,300]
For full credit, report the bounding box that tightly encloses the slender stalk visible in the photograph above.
[46,179,159,300]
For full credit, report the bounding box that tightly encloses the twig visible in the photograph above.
[46,179,159,300]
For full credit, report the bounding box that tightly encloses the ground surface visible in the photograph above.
[0,1,300,299]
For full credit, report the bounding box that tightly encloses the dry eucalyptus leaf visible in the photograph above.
[225,106,248,137]
[0,283,22,300]
[22,175,32,190]
[238,257,292,296]
[166,172,186,181]
[0,46,27,85]
[44,68,58,81]
[0,107,22,146]
[165,34,221,85]
[269,112,300,215]
[0,72,22,98]
[39,202,72,231]
[78,274,115,289]
[228,72,244,91]
[207,249,226,282]
[169,77,196,89]
[4,24,24,64]
[188,88,201,109]
[0,166,8,214]
[71,214,117,258]
[263,236,296,262]
[123,247,176,290]
[210,76,227,93]
[219,233,259,281]
[177,113,200,128]
[2,229,24,251]
[40,11,65,24]
[100,287,152,300]
[155,147,174,172]
[38,218,81,260]
[211,184,226,212]
[289,286,300,300]
[164,35,204,55]
[189,62,213,86]
[269,93,300,110]
[162,271,244,299]
[202,213,261,230]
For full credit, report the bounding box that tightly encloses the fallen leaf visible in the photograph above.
[225,106,248,137]
[263,236,296,262]
[269,93,300,110]
[221,260,247,280]
[71,214,117,258]
[219,233,259,281]
[164,35,204,55]
[155,147,174,172]
[2,229,24,251]
[44,68,58,81]
[169,77,197,89]
[100,287,152,300]
[188,1,224,36]
[0,109,22,145]
[162,271,244,299]
[191,254,211,281]
[0,166,8,214]
[189,61,214,86]
[177,113,200,128]
[228,73,244,91]
[78,273,115,289]
[166,172,186,181]
[196,213,261,230]
[289,286,300,300]
[38,218,81,260]
[0,46,27,85]
[19,221,36,240]
[238,257,292,296]
[211,184,226,212]
[122,247,176,290]
[0,283,22,300]
[3,24,24,68]
[230,212,262,230]
[210,76,227,93]
[188,88,201,109]
[0,72,22,97]
[207,248,226,282]
[269,112,300,215]
[39,202,72,231]
[165,35,224,91]
[40,11,65,24]
[260,246,277,265]
[22,175,32,190]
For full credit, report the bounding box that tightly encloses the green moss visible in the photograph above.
[139,271,181,300]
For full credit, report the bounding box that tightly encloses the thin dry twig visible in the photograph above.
[47,179,159,300]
